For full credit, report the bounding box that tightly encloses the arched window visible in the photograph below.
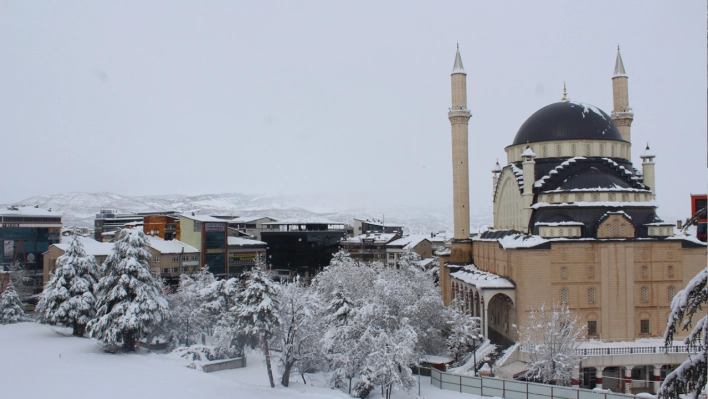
[641,265,648,278]
[613,220,619,236]
[561,266,568,279]
[600,144,605,156]
[576,193,584,201]
[561,194,569,202]
[588,266,595,278]
[668,286,675,302]
[611,144,616,157]
[588,287,596,303]
[586,143,591,156]
[668,265,674,277]
[542,145,548,158]
[592,193,599,202]
[561,288,568,304]
[559,228,564,237]
[548,194,554,203]
[641,286,649,303]
[621,224,627,236]
[605,224,611,236]
[550,229,555,237]
[608,193,616,201]
[572,144,577,156]
[556,144,562,157]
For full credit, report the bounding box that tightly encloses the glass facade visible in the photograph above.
[203,225,226,275]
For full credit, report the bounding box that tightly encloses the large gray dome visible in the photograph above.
[512,101,625,145]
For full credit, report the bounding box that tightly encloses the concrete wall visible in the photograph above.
[201,357,246,373]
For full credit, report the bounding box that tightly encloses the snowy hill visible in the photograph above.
[2,192,494,235]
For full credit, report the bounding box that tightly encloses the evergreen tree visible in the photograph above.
[233,263,281,388]
[36,235,101,336]
[658,266,707,399]
[87,229,170,352]
[0,283,25,324]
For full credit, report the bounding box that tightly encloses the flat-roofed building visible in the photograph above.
[340,232,402,264]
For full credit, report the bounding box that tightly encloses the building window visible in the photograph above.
[600,144,605,156]
[641,265,648,278]
[640,319,650,334]
[608,193,616,201]
[621,224,626,236]
[621,193,628,202]
[561,266,568,279]
[542,145,548,158]
[668,286,675,302]
[668,265,674,277]
[605,224,611,236]
[172,256,178,262]
[588,321,598,336]
[560,288,568,304]
[572,144,577,156]
[556,144,562,157]
[559,229,564,237]
[592,193,599,202]
[611,144,616,157]
[634,193,639,201]
[388,253,395,260]
[641,286,649,303]
[576,193,584,201]
[561,194,569,202]
[152,256,160,263]
[586,143,591,156]
[588,266,595,278]
[588,287,596,303]
[547,194,554,203]
[550,229,555,236]
[613,220,619,236]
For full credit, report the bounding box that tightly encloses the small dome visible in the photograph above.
[512,101,624,145]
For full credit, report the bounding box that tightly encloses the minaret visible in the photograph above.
[611,46,634,143]
[449,45,471,241]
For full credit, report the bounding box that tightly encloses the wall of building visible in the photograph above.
[505,140,631,163]
[178,217,200,250]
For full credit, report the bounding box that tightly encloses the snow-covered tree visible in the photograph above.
[396,248,422,271]
[36,235,101,336]
[519,303,585,386]
[87,229,170,352]
[5,261,33,301]
[166,267,218,347]
[446,303,482,367]
[274,277,320,387]
[0,283,25,324]
[232,264,281,388]
[658,266,707,399]
[364,320,417,399]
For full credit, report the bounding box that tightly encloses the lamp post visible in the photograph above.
[472,333,483,377]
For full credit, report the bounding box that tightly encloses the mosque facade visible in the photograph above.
[437,47,707,393]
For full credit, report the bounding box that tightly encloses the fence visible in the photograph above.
[430,369,640,399]
[520,344,704,357]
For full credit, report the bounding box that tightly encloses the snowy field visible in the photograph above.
[0,322,487,399]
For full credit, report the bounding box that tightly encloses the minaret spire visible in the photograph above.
[448,46,471,245]
[611,46,633,144]
[452,44,466,75]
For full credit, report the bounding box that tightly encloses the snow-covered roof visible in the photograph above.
[532,200,657,209]
[0,205,62,217]
[534,156,585,188]
[449,265,515,289]
[521,147,536,158]
[227,236,266,247]
[148,236,199,254]
[263,219,344,225]
[421,355,453,364]
[542,185,650,193]
[644,222,674,226]
[181,214,227,223]
[474,233,549,249]
[229,216,273,223]
[342,233,399,244]
[535,221,584,227]
[492,160,502,173]
[640,144,656,159]
[51,236,114,256]
[386,235,430,249]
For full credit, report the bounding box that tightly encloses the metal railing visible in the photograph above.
[431,369,641,399]
[520,345,704,357]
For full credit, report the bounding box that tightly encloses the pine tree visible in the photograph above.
[0,283,25,324]
[87,229,170,352]
[233,263,281,388]
[36,235,101,336]
[658,266,707,399]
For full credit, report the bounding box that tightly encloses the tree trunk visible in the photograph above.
[123,333,136,352]
[281,360,294,387]
[73,323,86,337]
[301,373,307,384]
[264,340,276,388]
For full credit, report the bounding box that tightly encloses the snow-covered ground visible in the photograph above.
[1,322,486,399]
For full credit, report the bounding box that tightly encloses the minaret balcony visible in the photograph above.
[611,110,634,120]
[448,108,471,119]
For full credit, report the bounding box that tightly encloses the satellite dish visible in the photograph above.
[27,253,36,263]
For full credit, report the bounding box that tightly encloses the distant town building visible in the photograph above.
[352,218,404,235]
[178,214,229,277]
[228,216,277,240]
[1,205,62,296]
[143,215,180,240]
[227,236,267,275]
[340,232,402,264]
[94,209,180,241]
[385,235,433,267]
[260,220,349,281]
[43,235,113,284]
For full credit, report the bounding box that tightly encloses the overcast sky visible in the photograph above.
[1,1,705,222]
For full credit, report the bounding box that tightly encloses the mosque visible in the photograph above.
[438,47,707,393]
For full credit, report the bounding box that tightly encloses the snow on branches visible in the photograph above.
[519,303,585,386]
[36,235,101,336]
[87,229,170,352]
[0,283,25,324]
[658,266,707,399]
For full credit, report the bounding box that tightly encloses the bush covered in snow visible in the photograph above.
[0,283,25,324]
